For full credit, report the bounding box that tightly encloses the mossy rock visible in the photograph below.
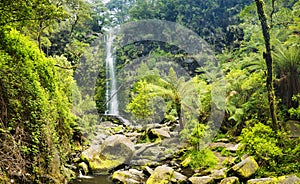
[189,176,214,184]
[146,166,174,184]
[231,156,259,179]
[220,177,239,184]
[247,178,274,184]
[89,157,123,174]
[80,135,135,174]
[246,175,300,184]
[112,169,145,184]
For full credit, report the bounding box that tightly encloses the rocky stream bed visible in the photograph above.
[69,119,300,184]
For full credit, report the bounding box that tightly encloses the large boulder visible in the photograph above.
[230,156,259,178]
[81,135,135,174]
[146,166,174,184]
[189,176,214,184]
[220,177,239,184]
[112,169,145,184]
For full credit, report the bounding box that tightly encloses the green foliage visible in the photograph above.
[238,122,282,167]
[0,27,77,183]
[129,0,252,52]
[181,123,209,150]
[126,80,155,121]
[236,122,300,177]
[126,67,203,128]
[288,94,300,119]
[181,148,218,170]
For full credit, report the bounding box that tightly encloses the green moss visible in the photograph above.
[232,157,259,178]
[112,126,123,133]
[146,168,174,184]
[181,149,218,170]
[88,154,125,174]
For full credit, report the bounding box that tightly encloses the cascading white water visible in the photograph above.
[105,31,119,115]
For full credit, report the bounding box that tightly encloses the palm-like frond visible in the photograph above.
[273,45,300,75]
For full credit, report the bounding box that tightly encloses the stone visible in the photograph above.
[210,168,227,180]
[208,142,235,150]
[146,165,174,184]
[247,175,300,184]
[112,169,145,184]
[286,120,300,138]
[81,135,135,174]
[144,166,154,175]
[189,176,214,184]
[148,128,171,140]
[277,175,300,184]
[78,162,89,175]
[216,138,230,143]
[125,132,142,143]
[226,143,240,152]
[247,178,273,184]
[231,156,259,178]
[172,171,188,183]
[220,177,239,184]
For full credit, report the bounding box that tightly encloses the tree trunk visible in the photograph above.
[176,101,184,129]
[255,0,279,131]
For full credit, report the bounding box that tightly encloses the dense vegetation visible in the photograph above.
[0,0,299,183]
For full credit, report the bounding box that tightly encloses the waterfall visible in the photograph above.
[105,31,119,115]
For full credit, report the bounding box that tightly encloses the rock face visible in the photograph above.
[189,176,214,184]
[231,156,259,178]
[81,135,135,174]
[146,166,174,184]
[220,177,239,184]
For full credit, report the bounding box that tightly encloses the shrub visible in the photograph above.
[238,122,282,167]
[181,148,218,170]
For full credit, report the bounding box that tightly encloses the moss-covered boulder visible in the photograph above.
[112,169,145,184]
[189,176,214,184]
[231,156,259,178]
[81,135,135,174]
[220,177,239,184]
[247,175,300,184]
[146,166,174,184]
